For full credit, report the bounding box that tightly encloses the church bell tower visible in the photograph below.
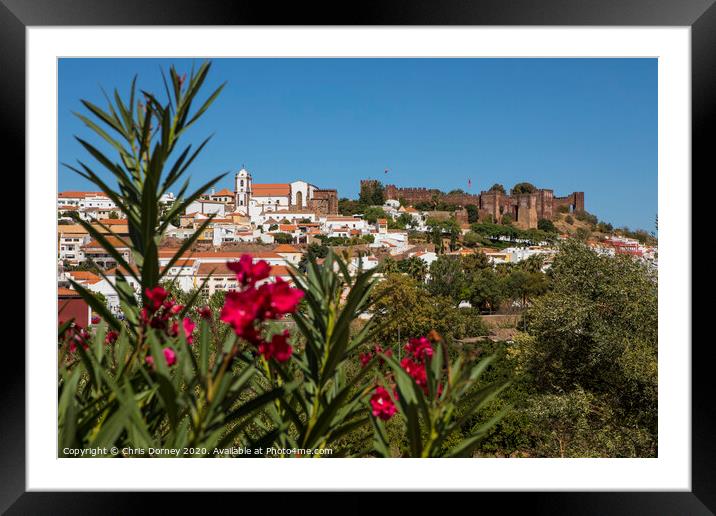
[235,166,252,214]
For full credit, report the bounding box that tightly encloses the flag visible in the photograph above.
[468,178,472,189]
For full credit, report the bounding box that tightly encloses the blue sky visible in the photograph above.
[59,58,657,231]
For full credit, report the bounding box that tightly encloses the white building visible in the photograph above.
[185,199,227,217]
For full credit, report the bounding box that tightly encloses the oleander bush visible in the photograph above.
[58,62,508,457]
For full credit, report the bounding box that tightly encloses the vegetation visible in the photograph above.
[359,180,385,206]
[272,232,294,244]
[511,182,536,195]
[481,241,657,457]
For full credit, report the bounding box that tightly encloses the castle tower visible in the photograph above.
[234,167,252,214]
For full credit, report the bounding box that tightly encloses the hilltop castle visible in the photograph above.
[366,181,584,229]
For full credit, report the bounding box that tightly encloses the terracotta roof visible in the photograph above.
[97,218,126,225]
[377,219,388,224]
[326,216,359,221]
[252,183,291,197]
[166,259,196,268]
[58,205,78,211]
[211,188,234,197]
[58,191,105,199]
[66,271,101,284]
[197,262,235,276]
[82,236,130,249]
[274,244,301,253]
[270,265,291,277]
[58,225,88,235]
[58,287,81,297]
[158,249,282,260]
[279,224,298,232]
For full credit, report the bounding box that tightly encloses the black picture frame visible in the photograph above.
[4,0,710,512]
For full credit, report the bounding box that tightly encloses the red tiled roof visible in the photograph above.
[66,271,102,284]
[82,236,129,249]
[270,265,291,277]
[274,244,301,253]
[58,191,105,199]
[58,287,81,297]
[196,262,235,276]
[252,183,290,197]
[210,188,234,197]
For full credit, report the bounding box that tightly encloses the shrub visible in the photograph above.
[537,218,556,233]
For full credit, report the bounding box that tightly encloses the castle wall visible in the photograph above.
[381,181,584,229]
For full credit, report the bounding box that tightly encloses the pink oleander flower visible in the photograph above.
[145,347,177,368]
[370,386,397,421]
[145,286,169,312]
[105,330,119,345]
[197,306,212,320]
[401,357,427,391]
[170,304,183,315]
[220,288,265,336]
[406,336,433,361]
[163,347,177,366]
[182,317,195,344]
[227,254,271,286]
[261,278,304,316]
[257,331,293,362]
[359,352,372,367]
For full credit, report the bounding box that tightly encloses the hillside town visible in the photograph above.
[58,168,657,321]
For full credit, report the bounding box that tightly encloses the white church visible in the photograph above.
[234,167,337,218]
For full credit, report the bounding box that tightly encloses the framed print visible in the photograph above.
[4,0,713,512]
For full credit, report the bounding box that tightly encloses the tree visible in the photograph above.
[462,231,482,248]
[501,213,513,225]
[537,218,556,233]
[516,241,658,456]
[575,227,591,241]
[468,268,504,313]
[511,182,536,195]
[427,255,468,305]
[462,251,491,275]
[465,204,479,224]
[364,206,387,224]
[108,210,119,219]
[298,242,328,271]
[503,269,548,309]
[489,184,506,194]
[273,232,294,244]
[338,198,365,216]
[379,256,400,274]
[398,256,428,283]
[359,180,385,206]
[371,273,487,344]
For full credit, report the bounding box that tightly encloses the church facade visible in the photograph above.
[234,168,338,217]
